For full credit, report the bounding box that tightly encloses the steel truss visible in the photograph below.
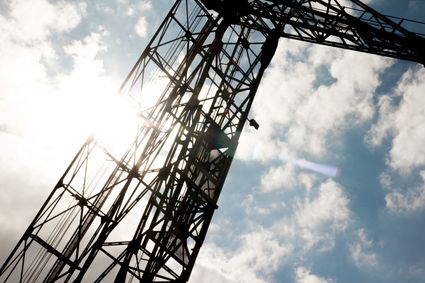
[1,0,423,282]
[246,0,424,64]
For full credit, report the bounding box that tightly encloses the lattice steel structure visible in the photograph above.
[1,0,424,282]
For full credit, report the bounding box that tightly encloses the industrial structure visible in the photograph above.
[1,0,424,282]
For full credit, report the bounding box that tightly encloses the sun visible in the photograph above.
[22,68,173,168]
[30,75,143,159]
[91,93,141,157]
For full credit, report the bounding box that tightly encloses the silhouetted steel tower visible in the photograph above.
[1,0,424,282]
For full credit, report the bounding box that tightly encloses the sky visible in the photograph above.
[0,0,425,282]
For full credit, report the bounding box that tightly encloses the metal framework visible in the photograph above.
[1,0,423,282]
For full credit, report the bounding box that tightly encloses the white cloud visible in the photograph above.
[237,128,292,162]
[294,266,335,283]
[191,230,293,283]
[295,180,350,232]
[0,0,87,93]
[138,0,152,11]
[127,7,135,16]
[260,159,339,193]
[238,39,391,162]
[0,0,91,145]
[272,180,351,252]
[241,193,280,215]
[6,0,86,42]
[366,67,425,215]
[261,163,298,192]
[349,229,379,269]
[67,32,106,54]
[118,0,151,16]
[366,67,425,173]
[385,170,425,214]
[61,34,117,86]
[239,230,293,274]
[134,16,148,38]
[379,172,392,189]
[364,95,395,147]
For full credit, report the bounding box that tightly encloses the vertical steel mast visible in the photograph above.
[1,0,423,282]
[0,0,275,281]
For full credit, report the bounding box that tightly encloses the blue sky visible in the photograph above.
[0,0,425,282]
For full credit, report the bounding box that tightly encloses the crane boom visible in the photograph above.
[203,0,425,64]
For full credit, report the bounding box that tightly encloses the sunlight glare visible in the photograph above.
[92,94,140,156]
[56,75,142,157]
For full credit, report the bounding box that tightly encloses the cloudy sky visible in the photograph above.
[1,0,425,282]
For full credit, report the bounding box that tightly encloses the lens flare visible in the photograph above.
[295,159,340,178]
[286,157,340,178]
